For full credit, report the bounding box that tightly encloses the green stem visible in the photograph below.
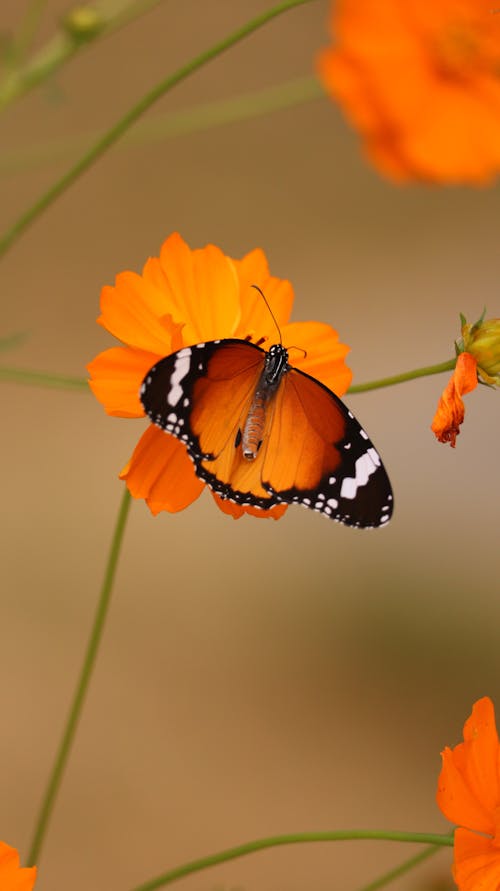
[0,366,88,391]
[355,842,443,891]
[0,76,322,175]
[27,487,132,866]
[0,357,457,395]
[0,0,167,111]
[348,359,456,394]
[0,0,316,259]
[9,0,47,67]
[129,831,452,891]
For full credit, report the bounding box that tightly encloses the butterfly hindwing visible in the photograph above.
[261,367,392,527]
[140,339,393,527]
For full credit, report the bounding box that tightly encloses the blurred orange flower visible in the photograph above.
[0,841,36,890]
[431,351,477,447]
[437,697,500,891]
[88,232,352,519]
[317,0,500,183]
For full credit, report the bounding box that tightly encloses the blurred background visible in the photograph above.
[2,1,499,889]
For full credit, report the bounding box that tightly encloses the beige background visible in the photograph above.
[2,2,500,890]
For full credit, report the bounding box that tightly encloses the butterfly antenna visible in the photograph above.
[288,345,307,359]
[251,284,282,344]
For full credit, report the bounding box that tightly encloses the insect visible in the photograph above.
[140,316,393,527]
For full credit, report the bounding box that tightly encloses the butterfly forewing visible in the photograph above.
[140,339,393,527]
[141,340,267,457]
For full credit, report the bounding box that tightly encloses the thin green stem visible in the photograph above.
[355,842,444,891]
[27,487,132,866]
[348,359,456,394]
[129,831,452,891]
[0,0,316,259]
[1,357,457,395]
[0,0,167,111]
[9,0,47,67]
[0,366,88,391]
[0,76,322,175]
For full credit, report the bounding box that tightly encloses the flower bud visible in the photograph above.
[460,314,500,385]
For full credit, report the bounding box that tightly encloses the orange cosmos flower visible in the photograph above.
[88,232,352,519]
[437,697,500,891]
[431,313,500,446]
[0,841,36,890]
[317,0,500,183]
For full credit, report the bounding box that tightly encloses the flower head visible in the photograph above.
[88,233,352,519]
[431,312,500,446]
[317,0,500,184]
[437,697,500,891]
[0,841,36,890]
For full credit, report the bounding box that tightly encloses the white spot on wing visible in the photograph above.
[168,348,191,407]
[340,449,380,500]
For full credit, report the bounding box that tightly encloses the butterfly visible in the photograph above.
[140,334,393,527]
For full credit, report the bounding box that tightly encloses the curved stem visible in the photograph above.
[27,488,132,866]
[355,842,444,891]
[0,0,167,112]
[0,0,316,259]
[0,76,322,175]
[128,831,453,891]
[348,359,456,394]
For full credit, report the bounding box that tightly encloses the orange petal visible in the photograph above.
[211,490,288,520]
[437,746,495,835]
[120,425,203,515]
[0,841,37,891]
[316,0,500,184]
[232,248,294,340]
[148,232,241,344]
[431,352,478,447]
[282,321,352,396]
[460,698,500,822]
[453,828,500,891]
[98,272,184,354]
[87,346,159,417]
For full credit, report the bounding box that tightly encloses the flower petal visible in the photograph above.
[232,248,294,340]
[438,745,495,835]
[0,841,37,891]
[461,698,500,821]
[317,0,500,184]
[437,699,499,835]
[453,828,500,891]
[120,425,203,514]
[282,321,352,396]
[431,352,478,447]
[87,346,159,417]
[98,272,184,354]
[211,490,288,520]
[144,232,241,345]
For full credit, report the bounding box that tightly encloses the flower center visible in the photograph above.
[431,16,499,81]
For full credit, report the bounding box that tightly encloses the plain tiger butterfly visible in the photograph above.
[140,329,394,528]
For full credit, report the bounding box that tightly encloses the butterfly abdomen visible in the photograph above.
[241,344,289,460]
[242,389,267,460]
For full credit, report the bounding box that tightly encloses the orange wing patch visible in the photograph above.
[262,369,346,493]
[190,343,263,459]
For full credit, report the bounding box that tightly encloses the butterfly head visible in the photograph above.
[264,343,289,387]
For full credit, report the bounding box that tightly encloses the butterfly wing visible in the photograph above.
[141,340,393,526]
[260,367,393,527]
[141,339,280,509]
